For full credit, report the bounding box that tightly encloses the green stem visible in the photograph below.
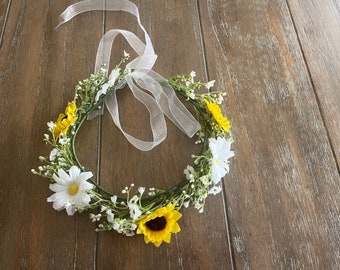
[70,94,116,197]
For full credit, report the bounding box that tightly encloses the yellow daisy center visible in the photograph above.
[68,183,79,196]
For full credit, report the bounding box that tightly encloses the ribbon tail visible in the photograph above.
[104,75,168,151]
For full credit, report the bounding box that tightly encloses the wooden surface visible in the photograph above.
[1,0,339,269]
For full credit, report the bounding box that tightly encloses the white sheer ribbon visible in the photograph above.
[57,0,201,151]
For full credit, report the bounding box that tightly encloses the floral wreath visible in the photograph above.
[32,0,234,247]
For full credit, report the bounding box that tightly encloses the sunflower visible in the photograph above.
[136,204,182,247]
[205,99,231,133]
[53,102,77,139]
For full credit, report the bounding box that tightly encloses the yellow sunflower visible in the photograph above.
[53,102,77,139]
[205,99,231,133]
[136,204,182,247]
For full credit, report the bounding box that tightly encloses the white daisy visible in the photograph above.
[209,137,234,184]
[47,166,94,215]
[95,68,121,102]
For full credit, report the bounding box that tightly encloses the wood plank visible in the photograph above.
[0,0,11,48]
[3,0,339,269]
[0,0,102,268]
[97,0,233,269]
[0,0,13,68]
[286,0,340,167]
[200,0,340,269]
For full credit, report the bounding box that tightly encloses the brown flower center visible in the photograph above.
[145,216,167,231]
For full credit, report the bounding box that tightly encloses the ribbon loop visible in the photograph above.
[131,70,200,138]
[95,29,157,74]
[57,0,201,151]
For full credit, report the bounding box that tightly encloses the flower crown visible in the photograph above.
[32,0,234,247]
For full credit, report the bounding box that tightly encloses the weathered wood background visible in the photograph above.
[1,0,340,269]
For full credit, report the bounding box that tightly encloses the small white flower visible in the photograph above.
[99,66,108,74]
[47,121,55,130]
[199,175,209,185]
[188,92,195,99]
[183,201,190,208]
[184,165,195,181]
[128,195,142,220]
[47,166,94,215]
[89,213,102,222]
[130,195,138,204]
[217,95,224,105]
[138,186,145,196]
[111,195,117,205]
[194,202,204,213]
[190,71,196,78]
[148,187,156,196]
[112,220,122,233]
[206,80,215,89]
[95,68,121,102]
[59,137,70,145]
[106,209,114,223]
[123,50,130,58]
[95,85,109,102]
[111,218,137,236]
[122,222,137,236]
[101,205,108,212]
[208,186,222,195]
[209,137,234,184]
[49,148,59,161]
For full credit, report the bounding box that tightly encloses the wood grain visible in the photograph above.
[0,0,103,268]
[200,0,340,269]
[1,0,340,269]
[0,0,11,49]
[286,0,340,166]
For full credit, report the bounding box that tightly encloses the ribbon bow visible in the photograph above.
[57,0,201,151]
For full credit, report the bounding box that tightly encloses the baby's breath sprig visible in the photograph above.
[32,55,234,247]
